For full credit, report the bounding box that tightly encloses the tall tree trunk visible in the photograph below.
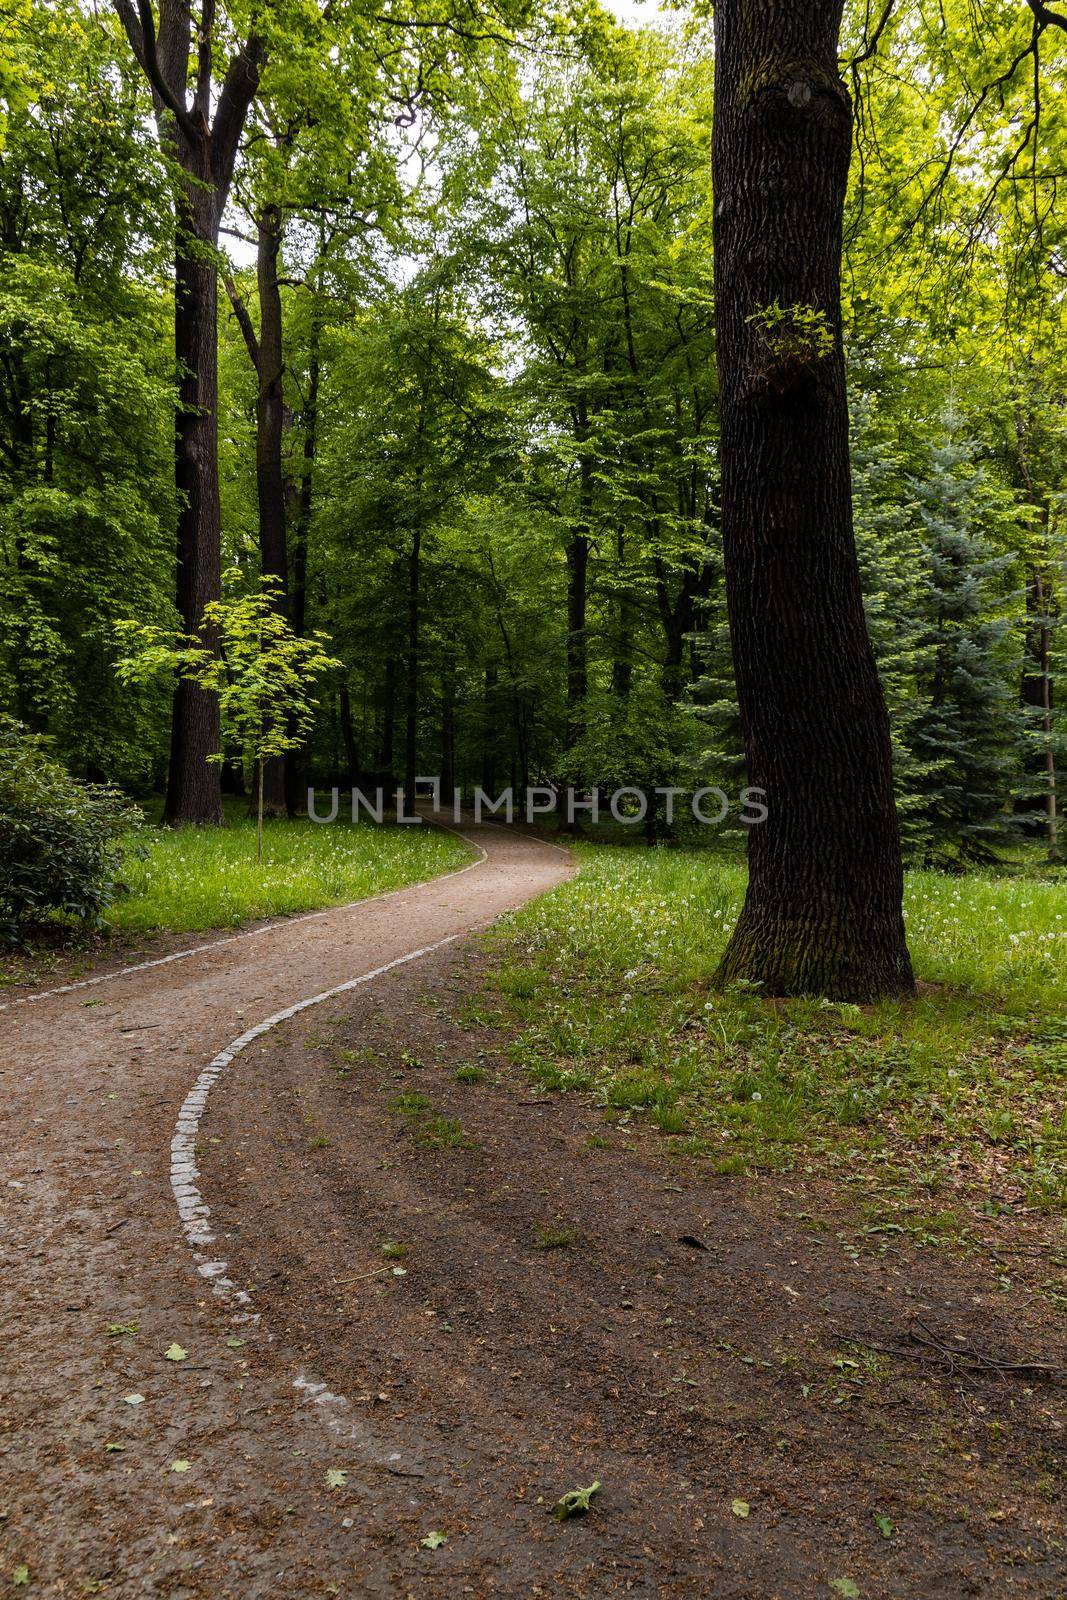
[380,656,396,776]
[285,296,319,815]
[612,530,634,697]
[164,179,225,826]
[290,311,317,640]
[254,204,288,816]
[441,662,456,797]
[565,493,590,748]
[226,205,290,817]
[712,0,913,1000]
[114,5,264,825]
[481,665,498,793]
[404,529,421,800]
[339,682,359,785]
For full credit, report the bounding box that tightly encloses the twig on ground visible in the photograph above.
[836,1318,1060,1379]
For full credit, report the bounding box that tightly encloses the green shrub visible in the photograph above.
[0,717,142,942]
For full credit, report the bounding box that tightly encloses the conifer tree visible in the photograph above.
[909,414,1023,863]
[849,398,933,858]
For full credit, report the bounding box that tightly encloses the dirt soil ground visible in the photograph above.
[1,823,1062,1599]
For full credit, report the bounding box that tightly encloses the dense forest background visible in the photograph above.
[2,0,1064,865]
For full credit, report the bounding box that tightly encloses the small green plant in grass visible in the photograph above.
[534,1223,578,1250]
[394,1091,433,1118]
[715,1153,747,1176]
[524,1057,595,1093]
[379,1240,407,1260]
[495,965,539,1000]
[653,1105,688,1135]
[392,1091,473,1150]
[454,1063,486,1084]
[416,1115,471,1149]
[605,1071,674,1111]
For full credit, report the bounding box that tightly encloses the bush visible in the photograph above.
[0,718,143,943]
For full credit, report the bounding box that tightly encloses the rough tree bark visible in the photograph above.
[712,0,913,1000]
[114,0,264,825]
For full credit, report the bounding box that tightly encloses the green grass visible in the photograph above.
[391,1090,473,1150]
[109,801,473,934]
[533,1223,579,1250]
[485,845,1067,1218]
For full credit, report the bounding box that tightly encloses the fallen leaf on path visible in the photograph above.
[830,1581,860,1599]
[874,1512,894,1539]
[170,1460,191,1474]
[104,1443,125,1453]
[420,1531,447,1550]
[730,1499,750,1518]
[12,1566,29,1587]
[552,1481,601,1521]
[123,1394,145,1406]
[225,1337,246,1349]
[164,1344,187,1362]
[325,1469,347,1489]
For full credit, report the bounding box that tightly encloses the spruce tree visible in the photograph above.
[850,397,933,859]
[909,413,1022,863]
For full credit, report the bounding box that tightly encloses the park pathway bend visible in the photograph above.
[0,822,571,1597]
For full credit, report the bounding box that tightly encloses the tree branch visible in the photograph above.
[224,276,261,372]
[132,0,199,143]
[1027,0,1067,31]
[211,33,268,195]
[194,0,215,122]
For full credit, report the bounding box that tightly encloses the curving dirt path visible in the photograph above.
[1,822,1062,1599]
[0,823,572,1598]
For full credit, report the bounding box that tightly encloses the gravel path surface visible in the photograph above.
[0,823,572,1597]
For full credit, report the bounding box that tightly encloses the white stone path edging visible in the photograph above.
[171,926,480,1475]
[0,834,488,1013]
[170,930,472,1267]
[168,820,572,1478]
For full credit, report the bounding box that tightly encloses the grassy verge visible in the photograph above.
[481,845,1067,1230]
[109,804,473,934]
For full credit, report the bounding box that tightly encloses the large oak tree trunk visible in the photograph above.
[712,0,913,1000]
[163,180,225,826]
